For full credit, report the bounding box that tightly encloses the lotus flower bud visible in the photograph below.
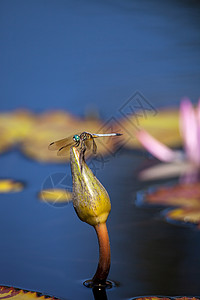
[70,147,111,226]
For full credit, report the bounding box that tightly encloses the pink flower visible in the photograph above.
[136,98,200,182]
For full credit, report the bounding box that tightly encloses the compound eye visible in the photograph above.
[73,135,80,142]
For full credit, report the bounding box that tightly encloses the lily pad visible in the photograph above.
[166,208,200,225]
[39,188,72,203]
[0,110,118,163]
[146,183,200,208]
[0,179,24,193]
[134,297,200,300]
[0,286,59,300]
[21,111,116,162]
[119,109,181,149]
[143,182,200,227]
[0,110,35,154]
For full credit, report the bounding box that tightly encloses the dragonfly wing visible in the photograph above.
[92,139,97,154]
[85,138,97,154]
[48,136,74,151]
[85,139,93,150]
[57,143,74,156]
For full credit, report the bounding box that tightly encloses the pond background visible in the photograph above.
[0,1,200,299]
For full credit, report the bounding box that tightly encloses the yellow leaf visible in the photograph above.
[167,208,200,224]
[0,110,35,143]
[22,111,115,162]
[145,183,200,208]
[143,182,200,228]
[39,189,72,203]
[0,286,59,300]
[119,109,181,149]
[0,179,24,193]
[134,298,199,300]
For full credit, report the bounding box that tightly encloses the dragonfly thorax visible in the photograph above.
[73,134,80,142]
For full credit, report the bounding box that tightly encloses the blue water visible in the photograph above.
[1,1,200,300]
[1,150,200,300]
[0,0,200,118]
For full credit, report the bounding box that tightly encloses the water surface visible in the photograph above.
[0,1,200,299]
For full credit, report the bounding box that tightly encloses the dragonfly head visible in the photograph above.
[73,134,80,143]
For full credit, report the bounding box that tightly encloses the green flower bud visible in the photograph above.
[70,147,111,226]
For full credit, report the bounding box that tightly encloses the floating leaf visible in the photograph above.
[146,183,200,208]
[119,109,181,149]
[21,111,116,162]
[0,110,119,163]
[0,179,24,193]
[0,110,35,145]
[143,182,200,227]
[0,110,35,155]
[39,188,72,203]
[134,297,200,300]
[0,135,13,154]
[166,208,200,224]
[0,286,59,299]
[0,107,183,162]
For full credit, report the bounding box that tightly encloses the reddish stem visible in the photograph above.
[92,222,111,285]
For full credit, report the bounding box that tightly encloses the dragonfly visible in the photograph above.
[48,131,122,157]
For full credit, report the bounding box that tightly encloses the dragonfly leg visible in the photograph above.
[92,138,97,154]
[79,141,87,171]
[75,141,80,147]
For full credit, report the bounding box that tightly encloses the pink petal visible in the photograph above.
[139,161,191,181]
[197,99,200,161]
[179,98,200,165]
[136,130,178,162]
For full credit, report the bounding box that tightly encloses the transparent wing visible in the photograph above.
[85,139,93,150]
[48,136,74,151]
[57,144,74,156]
[84,138,97,154]
[93,139,97,154]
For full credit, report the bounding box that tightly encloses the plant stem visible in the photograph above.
[92,222,111,285]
